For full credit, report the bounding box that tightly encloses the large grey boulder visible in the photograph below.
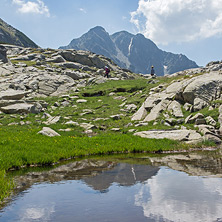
[0,45,8,63]
[182,72,222,104]
[0,89,29,100]
[167,100,184,118]
[64,70,91,80]
[0,103,41,114]
[193,98,208,111]
[131,103,147,121]
[38,127,60,137]
[204,134,221,144]
[134,129,202,143]
[144,99,170,122]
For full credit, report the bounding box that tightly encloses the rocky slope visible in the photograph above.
[132,66,222,144]
[0,18,38,48]
[60,26,198,75]
[0,44,222,145]
[0,44,135,114]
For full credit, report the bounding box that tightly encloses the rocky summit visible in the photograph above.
[60,26,198,75]
[0,44,222,145]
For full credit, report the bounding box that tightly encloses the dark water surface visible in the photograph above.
[1,152,222,222]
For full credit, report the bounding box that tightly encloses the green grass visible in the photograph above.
[0,126,186,171]
[0,170,14,202]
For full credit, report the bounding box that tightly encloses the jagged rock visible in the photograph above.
[29,102,43,114]
[165,118,179,126]
[204,134,221,144]
[205,116,217,126]
[183,103,192,112]
[125,104,137,112]
[0,66,11,76]
[38,127,60,137]
[144,99,170,122]
[144,92,175,110]
[46,55,66,63]
[0,45,8,63]
[134,129,202,143]
[193,98,208,111]
[185,113,204,124]
[43,116,61,125]
[195,124,215,132]
[167,100,184,118]
[80,123,96,130]
[195,118,206,125]
[65,70,91,80]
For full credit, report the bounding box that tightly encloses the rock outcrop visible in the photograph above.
[0,45,135,114]
[132,69,222,144]
[134,129,202,144]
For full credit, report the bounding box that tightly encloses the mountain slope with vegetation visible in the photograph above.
[0,18,38,48]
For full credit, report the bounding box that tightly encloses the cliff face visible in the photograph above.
[0,18,38,48]
[60,26,198,75]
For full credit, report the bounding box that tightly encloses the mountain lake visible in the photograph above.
[1,151,222,222]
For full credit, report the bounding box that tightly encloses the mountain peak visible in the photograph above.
[89,26,106,32]
[59,27,198,75]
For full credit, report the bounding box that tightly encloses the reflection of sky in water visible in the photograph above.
[135,167,222,222]
[1,167,222,222]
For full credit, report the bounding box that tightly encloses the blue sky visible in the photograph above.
[0,0,222,66]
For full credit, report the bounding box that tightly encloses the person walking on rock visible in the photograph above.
[104,66,110,78]
[151,65,155,76]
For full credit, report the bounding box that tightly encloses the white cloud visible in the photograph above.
[131,0,222,44]
[79,8,87,13]
[135,168,222,221]
[20,205,55,221]
[12,0,50,17]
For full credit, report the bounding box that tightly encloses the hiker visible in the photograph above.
[151,65,155,76]
[104,66,110,78]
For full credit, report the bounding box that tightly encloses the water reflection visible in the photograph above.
[1,152,222,222]
[135,168,222,222]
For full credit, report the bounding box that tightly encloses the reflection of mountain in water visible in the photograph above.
[83,163,159,191]
[13,160,159,194]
